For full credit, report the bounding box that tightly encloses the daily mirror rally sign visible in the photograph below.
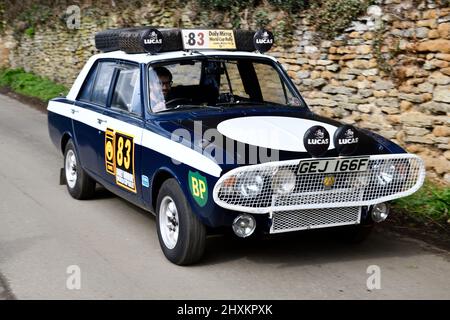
[181,29,236,50]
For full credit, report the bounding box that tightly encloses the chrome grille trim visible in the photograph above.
[213,154,425,214]
[270,207,361,234]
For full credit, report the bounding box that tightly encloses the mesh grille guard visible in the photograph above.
[212,154,426,214]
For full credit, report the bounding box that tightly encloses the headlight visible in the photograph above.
[271,169,296,194]
[348,174,369,188]
[236,171,264,198]
[372,202,389,222]
[373,162,396,186]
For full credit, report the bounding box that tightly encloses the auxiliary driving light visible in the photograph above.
[232,214,256,238]
[272,169,296,194]
[236,171,264,198]
[371,202,389,223]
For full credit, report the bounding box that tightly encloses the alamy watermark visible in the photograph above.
[66,265,81,290]
[65,5,81,30]
[170,121,280,165]
[366,265,381,290]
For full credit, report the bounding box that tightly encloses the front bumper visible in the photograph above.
[212,154,424,234]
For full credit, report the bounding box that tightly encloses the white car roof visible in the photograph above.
[67,50,278,100]
[96,49,277,63]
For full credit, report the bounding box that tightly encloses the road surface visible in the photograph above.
[0,93,449,299]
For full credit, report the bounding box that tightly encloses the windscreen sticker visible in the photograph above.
[181,29,236,50]
[104,128,136,193]
[142,175,150,188]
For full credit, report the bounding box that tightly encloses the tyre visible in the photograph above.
[94,28,142,52]
[338,224,374,244]
[156,178,206,265]
[95,28,183,54]
[64,140,96,200]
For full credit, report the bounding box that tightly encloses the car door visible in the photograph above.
[74,60,116,179]
[99,61,144,204]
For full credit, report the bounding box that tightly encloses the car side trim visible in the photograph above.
[47,101,222,177]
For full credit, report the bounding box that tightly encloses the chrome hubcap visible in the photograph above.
[159,196,179,249]
[65,150,77,189]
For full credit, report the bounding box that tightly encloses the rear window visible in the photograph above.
[111,65,141,116]
[78,61,115,106]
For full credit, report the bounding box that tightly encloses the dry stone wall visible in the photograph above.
[0,0,449,183]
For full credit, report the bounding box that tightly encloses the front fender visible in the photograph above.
[359,129,406,154]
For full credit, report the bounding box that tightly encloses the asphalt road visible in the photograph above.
[0,93,449,300]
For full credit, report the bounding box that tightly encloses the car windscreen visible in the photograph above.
[147,57,303,113]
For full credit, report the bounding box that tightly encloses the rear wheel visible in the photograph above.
[64,140,96,200]
[156,178,206,265]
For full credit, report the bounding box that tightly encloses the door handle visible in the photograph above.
[97,118,107,124]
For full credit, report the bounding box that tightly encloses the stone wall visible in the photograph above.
[0,0,449,183]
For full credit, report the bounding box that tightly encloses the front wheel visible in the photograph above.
[64,139,96,200]
[156,178,206,265]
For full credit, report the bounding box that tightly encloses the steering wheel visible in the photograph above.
[166,97,193,108]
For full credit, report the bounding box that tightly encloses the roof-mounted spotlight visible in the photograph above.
[141,28,164,54]
[253,29,274,53]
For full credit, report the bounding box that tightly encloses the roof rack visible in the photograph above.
[94,28,274,54]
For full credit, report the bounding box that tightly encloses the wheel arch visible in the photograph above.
[151,168,180,212]
[60,132,73,155]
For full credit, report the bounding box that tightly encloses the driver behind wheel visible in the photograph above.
[155,67,173,100]
[149,66,175,112]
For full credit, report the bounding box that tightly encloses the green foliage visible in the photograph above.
[198,0,309,12]
[17,3,52,27]
[311,0,372,39]
[274,18,295,46]
[0,1,5,33]
[267,0,309,12]
[254,8,270,28]
[197,0,256,11]
[0,68,68,102]
[24,27,35,37]
[1,1,54,36]
[392,180,450,223]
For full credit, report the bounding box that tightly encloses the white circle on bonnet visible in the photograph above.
[217,116,337,152]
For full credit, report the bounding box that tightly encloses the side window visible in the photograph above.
[90,61,116,106]
[253,63,293,105]
[111,65,141,116]
[78,63,98,102]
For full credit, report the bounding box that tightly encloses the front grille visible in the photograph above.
[212,154,425,213]
[270,206,361,234]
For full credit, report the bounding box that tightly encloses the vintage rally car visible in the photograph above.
[47,28,425,265]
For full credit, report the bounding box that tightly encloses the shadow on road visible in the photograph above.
[80,185,448,268]
[197,227,435,267]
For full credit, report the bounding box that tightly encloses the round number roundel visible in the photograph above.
[141,28,163,54]
[303,125,330,157]
[333,125,360,156]
[253,29,274,53]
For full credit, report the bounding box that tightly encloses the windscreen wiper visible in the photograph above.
[158,104,224,113]
[215,100,273,106]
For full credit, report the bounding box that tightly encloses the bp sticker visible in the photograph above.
[188,171,208,207]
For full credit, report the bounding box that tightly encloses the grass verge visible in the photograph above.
[0,68,68,102]
[392,180,449,227]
